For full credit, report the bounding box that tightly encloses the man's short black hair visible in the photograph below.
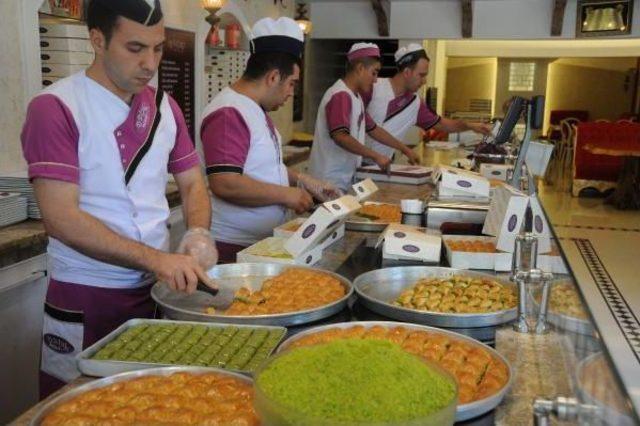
[397,50,430,72]
[243,52,301,81]
[86,1,120,44]
[346,56,381,74]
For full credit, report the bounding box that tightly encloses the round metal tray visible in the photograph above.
[354,266,517,328]
[276,321,513,422]
[30,366,252,426]
[152,263,353,327]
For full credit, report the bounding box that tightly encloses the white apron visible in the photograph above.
[309,80,367,192]
[41,72,177,288]
[203,87,289,246]
[365,78,421,159]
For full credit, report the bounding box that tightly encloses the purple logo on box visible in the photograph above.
[402,244,420,253]
[457,180,472,188]
[491,170,502,176]
[358,186,365,193]
[305,255,313,264]
[332,204,341,211]
[302,224,316,239]
[332,231,338,239]
[44,333,75,354]
[535,216,544,233]
[508,215,518,232]
[394,232,407,238]
[328,219,340,229]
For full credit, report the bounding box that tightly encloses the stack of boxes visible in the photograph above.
[40,20,92,86]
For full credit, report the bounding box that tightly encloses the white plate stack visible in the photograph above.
[0,171,41,219]
[0,192,28,227]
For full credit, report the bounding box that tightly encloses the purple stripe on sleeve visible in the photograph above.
[325,91,352,134]
[364,111,377,132]
[416,98,441,130]
[167,95,200,174]
[21,94,80,184]
[200,107,251,173]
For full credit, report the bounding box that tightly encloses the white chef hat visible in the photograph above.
[251,17,304,57]
[347,42,380,63]
[395,43,429,66]
[92,0,162,26]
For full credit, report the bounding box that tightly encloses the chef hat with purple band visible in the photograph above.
[91,0,163,26]
[347,42,381,63]
[251,17,304,58]
[395,43,429,66]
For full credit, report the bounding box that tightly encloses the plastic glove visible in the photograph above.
[297,173,343,202]
[177,227,219,270]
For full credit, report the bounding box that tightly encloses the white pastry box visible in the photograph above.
[537,242,569,274]
[434,166,490,200]
[273,217,306,239]
[479,164,512,182]
[285,195,360,257]
[39,22,89,39]
[274,218,346,251]
[41,51,93,65]
[355,164,432,185]
[442,235,497,270]
[352,179,378,202]
[236,237,323,266]
[42,63,86,77]
[40,37,93,53]
[528,195,552,254]
[482,185,529,253]
[525,141,554,177]
[377,224,441,263]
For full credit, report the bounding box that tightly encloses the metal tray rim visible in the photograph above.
[353,266,517,327]
[30,366,252,426]
[152,263,354,326]
[75,318,286,377]
[276,320,513,422]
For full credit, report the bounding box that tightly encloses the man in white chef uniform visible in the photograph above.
[309,42,421,192]
[201,17,339,263]
[364,43,492,161]
[21,0,218,397]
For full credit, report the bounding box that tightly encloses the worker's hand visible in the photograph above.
[283,187,314,214]
[372,153,392,173]
[469,122,493,136]
[177,227,219,270]
[402,147,421,165]
[151,252,217,294]
[297,173,343,202]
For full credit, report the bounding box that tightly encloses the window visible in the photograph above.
[508,62,535,91]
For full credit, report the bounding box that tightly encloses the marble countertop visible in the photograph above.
[12,180,594,426]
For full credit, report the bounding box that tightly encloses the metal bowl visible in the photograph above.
[30,366,252,426]
[354,266,517,328]
[277,321,513,422]
[152,263,353,327]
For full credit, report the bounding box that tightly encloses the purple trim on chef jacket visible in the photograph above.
[364,111,377,132]
[201,106,251,175]
[167,96,200,174]
[22,94,80,184]
[326,91,352,135]
[39,278,156,399]
[416,98,441,130]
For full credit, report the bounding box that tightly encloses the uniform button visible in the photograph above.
[132,212,138,218]
[116,130,123,137]
[122,159,126,163]
[120,144,125,149]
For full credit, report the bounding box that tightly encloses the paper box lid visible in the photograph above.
[352,179,378,202]
[528,194,552,254]
[435,166,490,197]
[378,224,441,262]
[479,164,512,181]
[284,195,360,256]
[482,184,529,252]
[356,164,432,177]
[238,237,323,266]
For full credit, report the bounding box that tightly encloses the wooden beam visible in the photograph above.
[551,0,567,36]
[370,0,390,37]
[461,0,473,38]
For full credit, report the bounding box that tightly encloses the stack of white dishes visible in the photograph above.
[0,192,28,227]
[0,171,41,219]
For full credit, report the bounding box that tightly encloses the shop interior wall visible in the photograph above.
[545,59,637,128]
[444,58,497,115]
